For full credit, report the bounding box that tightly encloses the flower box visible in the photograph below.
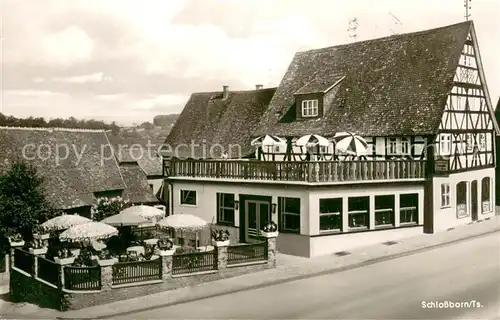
[212,240,230,247]
[260,231,279,238]
[29,247,48,255]
[8,240,25,247]
[97,258,116,266]
[54,256,76,265]
[155,249,176,256]
[34,233,50,240]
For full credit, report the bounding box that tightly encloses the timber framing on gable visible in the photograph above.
[437,27,497,173]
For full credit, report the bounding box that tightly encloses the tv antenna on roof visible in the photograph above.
[464,0,471,21]
[347,18,359,42]
[389,12,403,35]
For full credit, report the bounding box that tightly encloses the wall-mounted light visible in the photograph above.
[271,203,277,214]
[234,200,239,210]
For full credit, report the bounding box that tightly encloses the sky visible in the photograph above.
[0,0,499,126]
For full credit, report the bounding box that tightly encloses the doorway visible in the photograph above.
[471,180,478,221]
[244,200,271,243]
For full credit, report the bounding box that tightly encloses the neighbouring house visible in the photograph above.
[163,21,498,257]
[496,97,500,202]
[0,127,159,218]
[109,136,165,201]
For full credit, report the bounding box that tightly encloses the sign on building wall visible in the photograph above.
[434,159,450,175]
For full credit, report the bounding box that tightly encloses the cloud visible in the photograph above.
[40,26,94,66]
[51,72,113,83]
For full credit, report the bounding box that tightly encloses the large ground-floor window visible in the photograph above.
[319,198,342,232]
[278,197,301,233]
[375,195,394,227]
[456,181,468,218]
[348,196,369,229]
[400,193,418,224]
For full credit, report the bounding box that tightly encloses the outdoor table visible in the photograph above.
[150,255,160,260]
[126,246,145,255]
[144,238,159,246]
[196,245,214,252]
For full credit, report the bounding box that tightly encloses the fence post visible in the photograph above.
[99,261,116,291]
[212,240,229,269]
[157,249,175,280]
[8,240,25,268]
[261,231,278,268]
[58,265,65,289]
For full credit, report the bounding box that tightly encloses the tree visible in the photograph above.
[91,196,131,221]
[0,162,58,243]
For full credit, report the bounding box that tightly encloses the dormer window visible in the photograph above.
[301,100,319,117]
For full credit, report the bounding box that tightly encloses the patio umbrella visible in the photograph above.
[332,132,368,156]
[119,205,165,220]
[59,222,119,242]
[40,214,91,232]
[100,211,150,227]
[295,134,330,147]
[250,135,286,147]
[157,214,208,232]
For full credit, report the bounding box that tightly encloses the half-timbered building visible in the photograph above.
[162,21,498,257]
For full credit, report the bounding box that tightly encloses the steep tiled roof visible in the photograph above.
[254,21,474,137]
[0,127,156,209]
[164,88,276,158]
[119,163,159,204]
[115,146,163,177]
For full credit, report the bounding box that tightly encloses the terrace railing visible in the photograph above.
[172,250,217,275]
[14,249,34,274]
[112,259,162,285]
[37,256,60,285]
[64,266,101,291]
[169,159,426,183]
[227,242,267,265]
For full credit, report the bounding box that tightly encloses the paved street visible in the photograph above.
[115,232,500,319]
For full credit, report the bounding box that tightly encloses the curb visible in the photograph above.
[57,228,500,320]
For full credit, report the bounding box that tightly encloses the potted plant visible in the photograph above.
[29,238,48,255]
[8,231,24,247]
[211,229,230,247]
[155,238,175,255]
[97,249,117,266]
[261,221,278,237]
[73,248,93,267]
[54,248,75,265]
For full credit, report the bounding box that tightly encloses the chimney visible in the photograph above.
[255,84,263,90]
[222,85,229,99]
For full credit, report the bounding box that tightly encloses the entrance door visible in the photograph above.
[471,180,478,221]
[245,200,271,242]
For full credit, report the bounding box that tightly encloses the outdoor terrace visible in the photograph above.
[166,159,427,184]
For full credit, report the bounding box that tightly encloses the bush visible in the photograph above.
[91,196,130,221]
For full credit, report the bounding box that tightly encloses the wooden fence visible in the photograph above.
[14,249,34,274]
[64,266,101,291]
[37,256,59,285]
[227,242,268,265]
[171,250,217,275]
[112,259,162,285]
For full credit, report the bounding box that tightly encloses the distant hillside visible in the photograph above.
[0,112,180,141]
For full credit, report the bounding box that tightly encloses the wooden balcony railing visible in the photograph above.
[168,159,427,183]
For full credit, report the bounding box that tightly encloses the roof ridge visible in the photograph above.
[193,87,278,95]
[0,126,106,133]
[297,20,472,55]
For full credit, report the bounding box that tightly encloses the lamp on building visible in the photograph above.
[271,203,277,214]
[234,200,239,210]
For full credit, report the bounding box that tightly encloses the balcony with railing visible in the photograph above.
[166,159,427,184]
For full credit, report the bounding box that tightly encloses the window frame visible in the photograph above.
[301,100,319,117]
[278,197,301,234]
[180,189,197,206]
[401,137,410,155]
[440,183,451,208]
[319,198,342,233]
[374,195,395,228]
[481,177,492,214]
[217,193,235,226]
[439,134,451,155]
[347,196,369,229]
[388,138,397,155]
[399,193,418,225]
[456,181,468,218]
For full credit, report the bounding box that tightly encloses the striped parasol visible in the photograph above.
[250,135,286,147]
[157,214,209,232]
[59,222,119,242]
[119,205,165,220]
[40,214,91,232]
[332,132,368,156]
[295,134,330,147]
[100,211,150,227]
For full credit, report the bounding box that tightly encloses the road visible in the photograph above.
[115,232,500,319]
